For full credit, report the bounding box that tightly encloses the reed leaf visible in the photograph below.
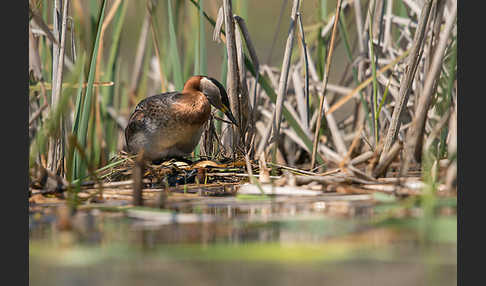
[101,0,127,156]
[377,76,391,119]
[168,0,184,90]
[73,0,108,180]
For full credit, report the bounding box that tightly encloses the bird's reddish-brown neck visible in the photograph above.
[175,76,210,124]
[182,76,204,93]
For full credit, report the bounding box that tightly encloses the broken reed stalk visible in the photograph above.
[222,0,242,151]
[402,3,457,174]
[378,0,434,165]
[310,0,343,169]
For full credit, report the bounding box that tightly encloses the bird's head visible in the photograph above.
[197,76,238,126]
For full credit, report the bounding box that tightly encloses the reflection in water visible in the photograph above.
[29,196,456,286]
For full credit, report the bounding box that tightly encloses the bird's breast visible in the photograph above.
[172,92,211,125]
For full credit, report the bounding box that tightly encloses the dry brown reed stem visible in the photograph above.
[313,140,375,182]
[51,0,62,107]
[48,0,69,172]
[372,141,402,178]
[292,71,308,130]
[29,26,49,125]
[324,97,348,155]
[401,0,422,16]
[310,0,343,169]
[272,0,300,139]
[234,19,251,147]
[340,121,365,169]
[424,108,451,151]
[234,15,261,154]
[296,12,309,131]
[350,151,374,165]
[430,0,447,61]
[378,0,435,165]
[402,3,456,173]
[29,6,58,45]
[353,0,365,52]
[69,17,77,63]
[383,0,393,50]
[223,0,242,150]
[30,81,114,91]
[234,16,259,72]
[370,0,384,41]
[32,83,49,126]
[267,162,317,176]
[132,153,145,206]
[319,0,352,38]
[29,26,43,81]
[213,6,224,43]
[29,102,48,126]
[243,153,256,185]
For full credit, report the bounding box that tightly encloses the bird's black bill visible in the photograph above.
[222,105,239,126]
[206,77,239,126]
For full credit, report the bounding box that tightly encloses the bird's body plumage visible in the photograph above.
[125,76,236,162]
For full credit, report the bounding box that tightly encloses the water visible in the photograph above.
[29,194,457,286]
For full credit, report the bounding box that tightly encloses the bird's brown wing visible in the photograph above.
[124,92,181,151]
